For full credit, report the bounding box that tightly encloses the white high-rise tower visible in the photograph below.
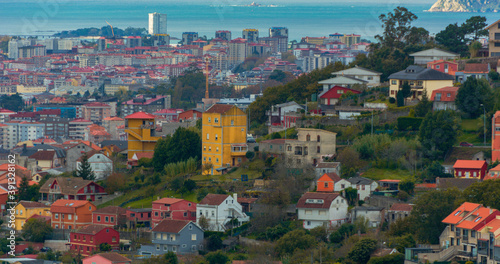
[148,13,167,35]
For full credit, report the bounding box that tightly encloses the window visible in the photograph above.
[206,133,209,140]
[471,230,476,238]
[216,158,219,163]
[215,134,218,140]
[112,237,116,242]
[209,147,211,151]
[317,135,320,142]
[208,117,211,122]
[306,134,311,141]
[391,80,397,85]
[68,214,72,220]
[203,157,206,161]
[436,65,440,69]
[171,234,176,241]
[307,221,311,226]
[214,118,219,123]
[155,212,158,217]
[203,146,206,151]
[208,157,211,162]
[192,234,197,240]
[55,213,59,219]
[216,147,219,152]
[287,146,292,151]
[317,146,320,153]
[172,246,177,252]
[305,210,312,215]
[184,212,187,217]
[324,182,328,188]
[231,120,234,125]
[163,245,167,251]
[105,216,109,222]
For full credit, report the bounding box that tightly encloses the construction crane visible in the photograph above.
[105,21,115,38]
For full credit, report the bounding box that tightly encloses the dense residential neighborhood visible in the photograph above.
[2,5,500,264]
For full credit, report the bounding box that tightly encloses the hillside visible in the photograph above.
[428,0,500,12]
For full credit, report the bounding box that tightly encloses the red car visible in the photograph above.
[460,142,474,147]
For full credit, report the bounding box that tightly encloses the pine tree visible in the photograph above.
[74,153,95,181]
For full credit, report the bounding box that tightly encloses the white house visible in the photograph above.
[296,192,348,229]
[196,194,249,232]
[410,48,460,65]
[331,66,382,87]
[76,150,113,180]
[352,207,385,228]
[345,177,378,201]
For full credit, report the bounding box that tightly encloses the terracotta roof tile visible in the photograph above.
[92,252,131,262]
[73,224,110,235]
[453,160,487,169]
[296,192,341,209]
[389,203,413,212]
[125,111,156,119]
[199,194,229,205]
[205,104,234,114]
[464,63,489,73]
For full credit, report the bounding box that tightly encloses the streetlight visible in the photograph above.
[481,104,486,146]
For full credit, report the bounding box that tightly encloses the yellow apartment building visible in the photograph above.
[202,104,248,175]
[14,201,51,231]
[125,111,160,160]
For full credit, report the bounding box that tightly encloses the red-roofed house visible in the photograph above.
[485,164,500,181]
[152,198,197,227]
[92,206,127,228]
[440,202,499,257]
[50,199,96,229]
[296,192,348,229]
[196,193,249,231]
[127,152,154,168]
[430,86,459,111]
[70,225,119,256]
[427,60,458,76]
[179,109,203,121]
[82,252,131,264]
[319,86,361,107]
[316,173,342,192]
[453,160,488,180]
[29,149,62,170]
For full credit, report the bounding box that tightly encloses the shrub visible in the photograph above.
[397,117,423,131]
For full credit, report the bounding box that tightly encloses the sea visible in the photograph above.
[0,0,499,41]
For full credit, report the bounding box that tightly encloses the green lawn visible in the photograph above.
[360,168,413,181]
[461,118,481,132]
[98,188,199,209]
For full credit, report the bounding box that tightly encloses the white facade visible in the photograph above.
[148,13,167,35]
[297,195,348,230]
[76,153,113,180]
[410,48,460,65]
[196,194,249,232]
[331,66,382,87]
[333,177,378,201]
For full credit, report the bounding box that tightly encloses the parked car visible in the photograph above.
[460,142,474,147]
[40,247,51,252]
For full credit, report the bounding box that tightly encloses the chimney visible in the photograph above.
[233,193,237,201]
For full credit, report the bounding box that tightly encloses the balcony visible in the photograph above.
[231,144,248,154]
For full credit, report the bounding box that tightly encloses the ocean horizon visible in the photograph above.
[1,0,499,41]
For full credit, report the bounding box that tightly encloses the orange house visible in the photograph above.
[317,173,341,192]
[50,199,96,230]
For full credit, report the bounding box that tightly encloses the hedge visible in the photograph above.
[397,116,423,131]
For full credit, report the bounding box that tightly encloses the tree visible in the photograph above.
[348,238,378,264]
[418,110,458,159]
[99,243,112,252]
[152,127,201,172]
[74,153,95,181]
[0,93,24,111]
[163,252,178,264]
[456,77,493,119]
[206,234,223,251]
[275,229,317,256]
[462,16,488,41]
[83,90,90,97]
[337,147,363,178]
[376,6,418,49]
[183,179,197,193]
[400,82,411,99]
[18,177,30,201]
[205,251,229,264]
[463,180,500,209]
[408,189,463,243]
[469,41,482,58]
[22,218,53,242]
[414,91,432,117]
[435,23,468,56]
[344,187,358,206]
[398,178,415,195]
[396,92,405,107]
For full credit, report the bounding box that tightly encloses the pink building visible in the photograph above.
[152,198,197,227]
[82,252,131,264]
